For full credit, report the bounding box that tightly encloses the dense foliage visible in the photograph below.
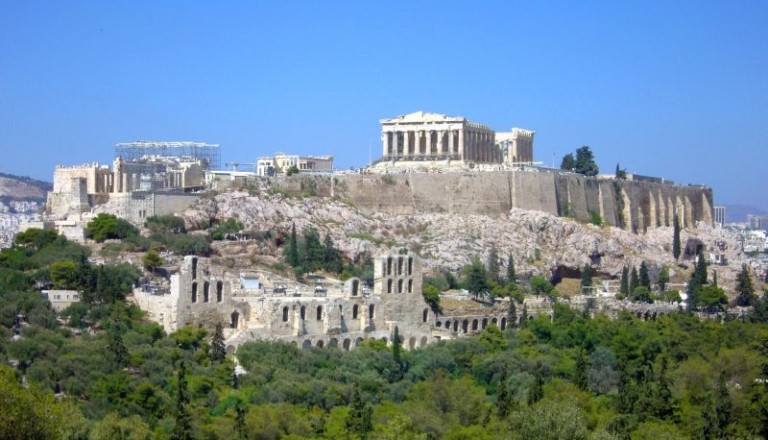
[2,231,768,439]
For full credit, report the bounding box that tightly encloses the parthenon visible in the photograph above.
[379,111,534,166]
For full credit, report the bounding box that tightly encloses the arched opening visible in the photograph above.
[282,306,289,322]
[436,321,442,328]
[191,257,197,279]
[423,308,429,323]
[409,337,416,350]
[408,257,413,275]
[216,281,223,303]
[329,338,338,348]
[387,257,393,275]
[387,279,393,294]
[453,320,459,332]
[203,282,210,303]
[420,336,428,347]
[191,282,197,303]
[351,280,359,296]
[482,318,488,329]
[230,311,239,329]
[472,319,478,331]
[352,304,359,319]
[368,304,375,319]
[398,257,404,275]
[317,306,323,320]
[491,317,498,325]
[317,340,324,348]
[500,317,507,330]
[397,279,403,293]
[343,339,351,351]
[462,320,469,333]
[300,306,306,320]
[355,337,363,347]
[408,279,413,293]
[302,340,312,350]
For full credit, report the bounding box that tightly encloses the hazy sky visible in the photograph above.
[2,2,766,208]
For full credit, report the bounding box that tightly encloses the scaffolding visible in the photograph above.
[114,141,221,170]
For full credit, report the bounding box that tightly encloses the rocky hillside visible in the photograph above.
[0,172,51,202]
[183,188,748,292]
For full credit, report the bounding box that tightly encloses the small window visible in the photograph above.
[282,306,289,322]
[300,306,306,320]
[317,306,323,320]
[352,304,359,319]
[191,283,197,303]
[369,304,375,319]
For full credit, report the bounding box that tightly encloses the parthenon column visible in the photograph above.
[449,130,455,157]
[383,132,391,157]
[458,129,465,160]
[437,130,444,155]
[403,130,410,157]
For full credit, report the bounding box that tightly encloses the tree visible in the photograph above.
[422,284,441,313]
[620,266,629,296]
[107,323,129,368]
[234,405,247,440]
[496,369,513,418]
[302,226,324,271]
[86,213,138,243]
[507,299,517,329]
[630,266,640,294]
[575,349,589,391]
[285,223,300,267]
[345,383,373,440]
[210,322,226,362]
[142,249,163,274]
[639,261,650,289]
[0,365,63,440]
[520,303,529,328]
[615,163,627,180]
[694,253,708,286]
[487,245,500,284]
[672,214,681,261]
[574,145,599,176]
[530,275,554,296]
[528,362,545,405]
[392,326,402,368]
[285,164,300,176]
[506,254,516,284]
[657,266,669,292]
[323,234,343,273]
[698,285,728,313]
[580,264,593,290]
[560,153,575,171]
[172,361,194,440]
[735,264,756,307]
[463,258,488,298]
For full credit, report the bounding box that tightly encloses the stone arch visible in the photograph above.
[355,337,363,347]
[398,257,404,275]
[343,338,351,351]
[317,340,324,348]
[420,336,428,347]
[482,318,488,329]
[329,338,338,348]
[409,337,416,350]
[352,304,359,319]
[453,320,459,332]
[397,279,404,293]
[387,257,393,275]
[491,317,498,325]
[369,304,375,319]
[300,305,306,320]
[302,340,312,350]
[191,282,198,303]
[436,321,442,328]
[423,308,429,323]
[317,306,323,320]
[216,281,223,303]
[352,279,359,296]
[408,257,413,275]
[282,306,289,322]
[230,311,240,329]
[408,279,413,293]
[203,281,210,303]
[387,279,393,294]
[191,257,198,279]
[462,319,469,333]
[472,319,478,331]
[500,317,507,330]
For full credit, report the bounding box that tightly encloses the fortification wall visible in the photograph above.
[266,171,713,232]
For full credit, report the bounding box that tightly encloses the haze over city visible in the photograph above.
[2,1,766,209]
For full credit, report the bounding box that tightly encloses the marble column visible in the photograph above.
[403,130,410,158]
[383,132,391,158]
[458,129,465,160]
[449,130,455,158]
[437,130,444,156]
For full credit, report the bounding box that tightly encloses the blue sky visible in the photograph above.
[2,1,766,209]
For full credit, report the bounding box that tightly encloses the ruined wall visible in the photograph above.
[264,171,713,232]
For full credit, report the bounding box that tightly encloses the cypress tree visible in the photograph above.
[575,349,588,391]
[735,264,756,307]
[657,266,669,292]
[695,253,708,285]
[487,245,500,283]
[172,361,194,440]
[234,405,247,440]
[520,303,528,329]
[620,266,629,296]
[391,326,402,368]
[673,214,681,260]
[107,323,128,369]
[506,254,516,284]
[639,261,650,289]
[345,383,373,440]
[210,322,226,362]
[528,362,544,405]
[507,299,517,329]
[496,369,512,418]
[580,264,593,290]
[286,223,300,267]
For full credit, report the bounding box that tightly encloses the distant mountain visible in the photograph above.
[0,172,51,203]
[723,204,768,223]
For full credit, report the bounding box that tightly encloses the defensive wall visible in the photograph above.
[245,170,712,232]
